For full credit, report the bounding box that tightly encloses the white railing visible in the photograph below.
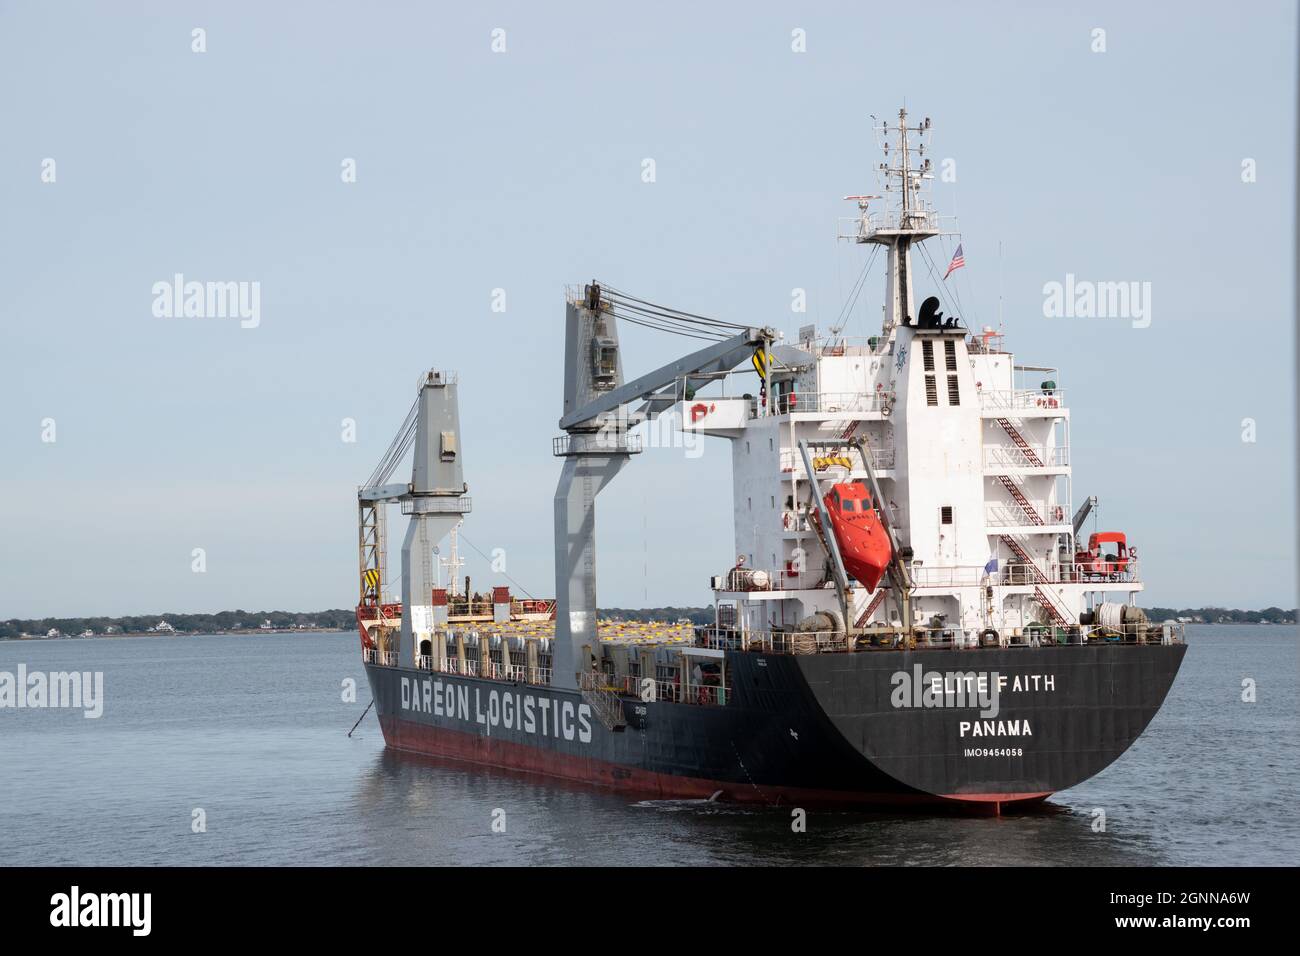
[440,655,476,676]
[365,647,551,682]
[434,656,551,685]
[591,673,733,707]
[967,334,1007,355]
[401,496,473,515]
[906,560,1139,587]
[979,389,1065,412]
[765,391,887,417]
[693,621,1183,651]
[1068,557,1141,584]
[986,502,1067,527]
[779,445,896,473]
[694,628,852,654]
[984,445,1069,469]
[717,566,823,592]
[796,336,890,358]
[911,566,990,587]
[838,208,941,240]
[552,432,644,456]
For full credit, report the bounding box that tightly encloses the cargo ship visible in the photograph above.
[356,110,1186,812]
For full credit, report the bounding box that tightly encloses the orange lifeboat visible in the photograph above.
[815,482,892,591]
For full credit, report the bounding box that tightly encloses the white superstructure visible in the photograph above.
[681,110,1142,647]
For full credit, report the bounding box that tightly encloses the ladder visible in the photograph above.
[1032,586,1070,626]
[578,673,627,731]
[998,535,1071,625]
[995,475,1044,525]
[855,587,888,627]
[995,417,1043,466]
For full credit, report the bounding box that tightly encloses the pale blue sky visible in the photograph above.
[1,0,1295,617]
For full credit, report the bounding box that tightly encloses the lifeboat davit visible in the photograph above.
[816,482,892,591]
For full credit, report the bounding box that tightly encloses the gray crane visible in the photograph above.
[551,282,776,689]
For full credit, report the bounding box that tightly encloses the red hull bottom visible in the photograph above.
[379,715,1052,815]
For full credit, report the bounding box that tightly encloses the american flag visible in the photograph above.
[943,243,965,280]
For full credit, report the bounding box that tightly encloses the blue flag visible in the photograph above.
[983,557,999,574]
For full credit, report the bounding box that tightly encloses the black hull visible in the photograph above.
[363,643,1186,810]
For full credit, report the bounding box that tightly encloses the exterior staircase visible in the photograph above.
[855,587,888,627]
[995,417,1043,466]
[1032,586,1070,626]
[998,534,1071,626]
[578,672,628,731]
[995,474,1044,525]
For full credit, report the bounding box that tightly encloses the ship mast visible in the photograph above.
[842,108,939,335]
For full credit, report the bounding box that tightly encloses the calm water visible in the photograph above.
[1,626,1295,866]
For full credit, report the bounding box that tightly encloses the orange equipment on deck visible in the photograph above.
[1074,531,1131,579]
[816,482,893,592]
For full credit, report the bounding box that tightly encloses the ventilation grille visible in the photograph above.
[925,375,938,406]
[922,340,935,371]
[947,374,961,406]
[944,339,957,371]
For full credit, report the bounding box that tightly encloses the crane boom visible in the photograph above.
[552,282,776,689]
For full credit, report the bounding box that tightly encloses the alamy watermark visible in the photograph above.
[594,406,705,459]
[50,886,150,936]
[152,274,260,328]
[890,665,1001,718]
[0,665,104,718]
[1042,274,1151,329]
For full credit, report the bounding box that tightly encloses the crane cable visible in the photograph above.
[365,395,419,488]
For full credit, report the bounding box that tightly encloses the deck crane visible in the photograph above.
[357,370,471,665]
[1072,495,1098,544]
[551,281,777,689]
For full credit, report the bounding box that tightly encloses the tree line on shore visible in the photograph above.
[1,604,1292,639]
[0,609,355,639]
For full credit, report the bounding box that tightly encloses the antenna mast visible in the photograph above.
[840,107,940,336]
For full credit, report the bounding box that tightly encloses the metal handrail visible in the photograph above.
[780,445,896,472]
[986,502,1067,527]
[983,445,1069,468]
[692,621,1183,651]
[766,390,888,418]
[979,389,1065,411]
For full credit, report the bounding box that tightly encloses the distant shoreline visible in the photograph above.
[5,613,1294,642]
[2,627,350,641]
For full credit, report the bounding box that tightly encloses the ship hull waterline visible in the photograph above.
[363,643,1186,813]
